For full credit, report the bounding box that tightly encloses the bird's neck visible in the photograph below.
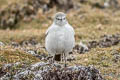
[54,22,67,27]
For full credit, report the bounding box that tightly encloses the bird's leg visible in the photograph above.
[64,53,67,67]
[52,55,55,64]
[61,53,63,63]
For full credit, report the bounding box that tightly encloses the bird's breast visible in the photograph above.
[45,26,75,54]
[57,32,64,39]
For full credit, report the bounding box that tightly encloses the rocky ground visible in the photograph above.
[0,33,120,79]
[0,62,103,80]
[0,0,120,80]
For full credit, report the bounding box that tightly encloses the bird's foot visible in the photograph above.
[64,63,67,67]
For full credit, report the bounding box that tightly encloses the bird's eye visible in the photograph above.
[56,18,59,20]
[63,18,65,20]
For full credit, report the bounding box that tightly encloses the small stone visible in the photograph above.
[74,42,89,54]
[99,34,120,48]
[27,50,36,55]
[11,42,19,48]
[88,41,98,49]
[0,42,5,46]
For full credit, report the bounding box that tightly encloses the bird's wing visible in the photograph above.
[45,25,53,36]
[67,24,75,35]
[45,29,49,36]
[45,23,56,36]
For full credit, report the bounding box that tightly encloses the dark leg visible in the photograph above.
[64,53,67,67]
[54,54,61,61]
[61,53,63,62]
[51,55,55,64]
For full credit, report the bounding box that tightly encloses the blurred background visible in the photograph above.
[0,0,120,42]
[0,0,120,80]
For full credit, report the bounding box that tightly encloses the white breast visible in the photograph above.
[45,23,75,56]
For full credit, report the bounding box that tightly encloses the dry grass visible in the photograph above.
[0,0,23,9]
[0,29,46,43]
[0,48,40,67]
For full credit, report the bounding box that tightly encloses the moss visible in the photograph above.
[0,49,40,67]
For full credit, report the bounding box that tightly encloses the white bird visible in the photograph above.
[45,12,75,67]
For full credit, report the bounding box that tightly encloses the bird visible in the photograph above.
[45,12,75,67]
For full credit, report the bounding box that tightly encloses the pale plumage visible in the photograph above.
[45,12,75,66]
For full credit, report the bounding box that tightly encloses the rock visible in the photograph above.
[0,73,11,80]
[104,0,119,8]
[42,4,49,13]
[104,1,110,8]
[2,64,13,70]
[99,34,120,48]
[73,34,120,54]
[0,62,21,79]
[31,62,49,70]
[0,68,7,78]
[0,3,21,29]
[20,38,38,46]
[48,0,74,11]
[92,0,120,9]
[36,53,48,61]
[14,70,32,79]
[27,50,37,55]
[0,62,104,80]
[80,0,87,3]
[0,0,77,29]
[113,54,120,62]
[111,50,120,63]
[0,0,49,29]
[0,42,5,46]
[88,34,120,48]
[2,62,20,70]
[92,2,105,9]
[67,55,75,62]
[74,42,89,54]
[11,42,19,48]
[88,40,98,49]
[27,50,47,61]
[41,65,103,80]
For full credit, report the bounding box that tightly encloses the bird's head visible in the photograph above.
[54,12,67,26]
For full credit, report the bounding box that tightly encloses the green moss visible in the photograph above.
[0,49,40,66]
